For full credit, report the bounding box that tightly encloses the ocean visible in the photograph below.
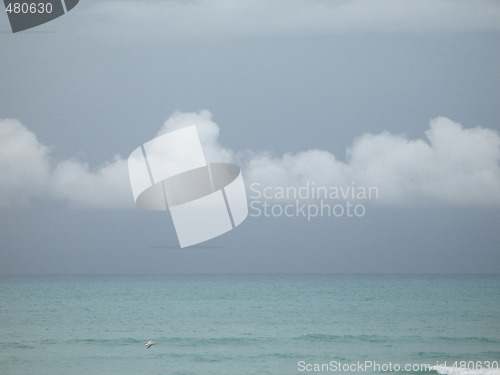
[0,275,498,375]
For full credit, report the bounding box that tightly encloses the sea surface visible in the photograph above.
[0,274,499,375]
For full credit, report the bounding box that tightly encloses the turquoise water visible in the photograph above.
[0,275,499,375]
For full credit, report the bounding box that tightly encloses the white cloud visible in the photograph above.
[351,117,500,205]
[0,111,234,210]
[0,119,51,208]
[157,110,234,163]
[49,157,131,209]
[1,113,499,209]
[245,117,500,206]
[75,0,500,42]
[0,118,130,209]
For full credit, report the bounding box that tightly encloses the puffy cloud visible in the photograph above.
[246,117,500,206]
[348,117,500,205]
[0,111,234,210]
[76,0,500,42]
[157,110,233,163]
[49,157,131,209]
[0,119,51,208]
[1,113,499,209]
[245,150,347,188]
[0,118,130,209]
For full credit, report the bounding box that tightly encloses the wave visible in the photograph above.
[431,366,500,375]
[160,336,264,347]
[65,337,143,345]
[436,337,500,345]
[296,333,388,343]
[0,342,36,349]
[3,336,267,349]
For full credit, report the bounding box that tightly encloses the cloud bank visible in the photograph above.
[246,117,500,206]
[76,0,500,42]
[0,119,130,209]
[0,119,51,208]
[1,111,499,209]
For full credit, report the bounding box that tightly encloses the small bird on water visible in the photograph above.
[144,340,155,349]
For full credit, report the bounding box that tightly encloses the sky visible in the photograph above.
[1,0,499,275]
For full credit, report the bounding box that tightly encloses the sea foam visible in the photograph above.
[431,366,500,375]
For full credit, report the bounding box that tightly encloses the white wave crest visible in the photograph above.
[431,366,500,375]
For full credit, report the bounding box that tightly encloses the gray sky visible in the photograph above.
[1,0,500,275]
